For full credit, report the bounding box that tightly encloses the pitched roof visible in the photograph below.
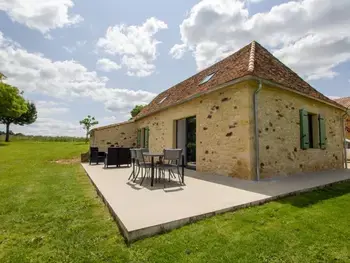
[136,41,344,119]
[92,120,134,131]
[334,97,350,108]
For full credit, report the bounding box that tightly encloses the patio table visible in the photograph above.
[143,152,185,186]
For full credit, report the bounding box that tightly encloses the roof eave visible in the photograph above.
[135,75,346,121]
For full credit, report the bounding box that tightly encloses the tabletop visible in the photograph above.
[143,152,164,157]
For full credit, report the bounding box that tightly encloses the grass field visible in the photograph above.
[0,141,349,263]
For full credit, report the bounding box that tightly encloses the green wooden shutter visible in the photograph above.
[144,127,149,148]
[300,109,310,149]
[137,129,141,147]
[318,114,326,149]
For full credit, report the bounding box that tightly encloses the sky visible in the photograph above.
[0,0,349,137]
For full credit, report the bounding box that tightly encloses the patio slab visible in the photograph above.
[81,163,350,242]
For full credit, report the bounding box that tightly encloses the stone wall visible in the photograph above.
[136,81,255,179]
[90,121,137,152]
[257,84,344,179]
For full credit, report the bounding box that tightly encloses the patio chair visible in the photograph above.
[104,147,119,168]
[158,149,183,185]
[128,149,139,180]
[89,147,106,165]
[117,147,131,167]
[134,148,152,185]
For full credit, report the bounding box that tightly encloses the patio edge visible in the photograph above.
[81,164,350,243]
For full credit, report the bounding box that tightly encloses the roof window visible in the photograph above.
[158,96,167,104]
[199,73,215,85]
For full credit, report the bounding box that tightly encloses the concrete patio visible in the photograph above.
[81,163,350,242]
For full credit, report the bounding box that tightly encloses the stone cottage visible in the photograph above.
[334,97,350,140]
[90,41,347,180]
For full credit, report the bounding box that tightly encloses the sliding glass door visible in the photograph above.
[176,116,196,169]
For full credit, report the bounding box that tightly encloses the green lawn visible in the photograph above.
[0,141,349,263]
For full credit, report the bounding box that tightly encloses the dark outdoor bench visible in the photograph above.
[104,147,131,168]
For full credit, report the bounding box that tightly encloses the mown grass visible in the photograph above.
[0,141,349,263]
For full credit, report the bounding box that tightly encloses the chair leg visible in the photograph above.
[133,166,140,182]
[140,168,146,185]
[128,164,134,180]
[177,166,182,184]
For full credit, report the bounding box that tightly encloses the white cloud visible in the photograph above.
[63,40,87,53]
[8,117,83,136]
[170,0,350,80]
[0,0,83,34]
[35,100,70,117]
[0,31,156,115]
[96,58,121,72]
[97,17,168,77]
[63,46,76,53]
[0,100,80,136]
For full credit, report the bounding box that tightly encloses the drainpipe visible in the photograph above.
[254,80,263,181]
[342,107,350,169]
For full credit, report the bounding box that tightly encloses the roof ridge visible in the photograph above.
[247,41,256,72]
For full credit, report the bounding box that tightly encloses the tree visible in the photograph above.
[0,83,30,142]
[0,82,27,118]
[0,101,37,142]
[130,105,145,119]
[79,115,98,143]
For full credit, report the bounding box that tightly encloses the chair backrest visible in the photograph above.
[90,147,98,153]
[118,147,131,165]
[106,147,118,165]
[135,148,148,163]
[163,149,182,164]
[130,149,136,159]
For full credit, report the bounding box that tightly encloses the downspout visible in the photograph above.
[254,80,263,181]
[342,107,350,169]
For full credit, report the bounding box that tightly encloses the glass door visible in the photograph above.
[186,116,196,169]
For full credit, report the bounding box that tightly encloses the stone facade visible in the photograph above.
[137,81,255,179]
[256,83,344,179]
[90,80,345,180]
[90,121,137,152]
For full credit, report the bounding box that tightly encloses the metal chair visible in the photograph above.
[158,149,183,185]
[134,148,152,185]
[128,149,139,180]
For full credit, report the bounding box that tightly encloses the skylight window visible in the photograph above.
[199,73,215,85]
[158,96,167,104]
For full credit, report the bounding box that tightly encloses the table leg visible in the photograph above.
[182,155,185,184]
[151,156,154,187]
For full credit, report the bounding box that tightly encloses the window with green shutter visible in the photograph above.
[318,114,326,149]
[300,109,326,150]
[144,127,150,149]
[300,109,310,149]
[137,129,141,147]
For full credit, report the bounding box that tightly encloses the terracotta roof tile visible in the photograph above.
[334,97,350,108]
[137,42,252,118]
[137,41,344,119]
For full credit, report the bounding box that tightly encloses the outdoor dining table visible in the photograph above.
[143,152,185,187]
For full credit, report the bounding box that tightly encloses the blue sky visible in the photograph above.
[0,0,349,136]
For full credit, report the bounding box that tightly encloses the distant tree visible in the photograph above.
[0,101,37,142]
[79,115,98,143]
[130,105,145,119]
